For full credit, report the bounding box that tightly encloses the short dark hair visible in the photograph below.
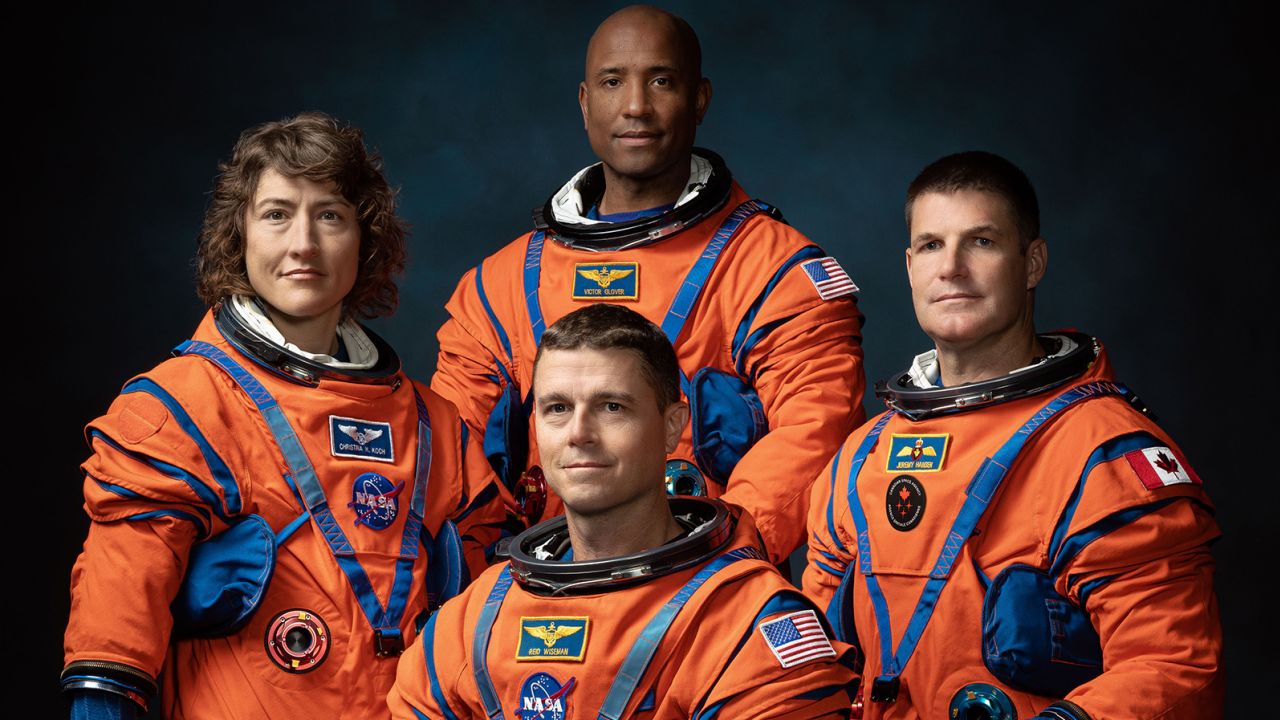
[534,304,681,410]
[905,151,1040,250]
[195,112,408,318]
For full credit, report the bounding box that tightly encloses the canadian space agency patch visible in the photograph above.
[886,475,926,531]
[518,672,575,720]
[329,415,394,463]
[517,617,589,661]
[886,434,950,473]
[348,472,404,530]
[573,262,639,300]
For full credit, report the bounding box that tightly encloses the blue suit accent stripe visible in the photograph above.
[1052,498,1182,582]
[472,567,514,719]
[520,231,549,346]
[422,611,462,720]
[474,262,514,361]
[660,201,768,345]
[175,341,431,642]
[1046,431,1162,564]
[824,447,849,554]
[730,245,825,373]
[840,382,1129,688]
[597,547,763,720]
[119,379,241,517]
[87,430,224,525]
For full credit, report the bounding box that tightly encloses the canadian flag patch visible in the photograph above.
[1124,446,1201,490]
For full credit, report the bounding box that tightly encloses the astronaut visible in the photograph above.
[61,113,499,719]
[804,151,1223,719]
[391,303,859,719]
[431,5,865,564]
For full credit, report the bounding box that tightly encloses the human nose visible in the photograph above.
[622,82,652,118]
[286,216,320,258]
[937,242,966,280]
[566,409,597,446]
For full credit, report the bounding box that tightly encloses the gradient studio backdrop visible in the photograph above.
[34,1,1269,715]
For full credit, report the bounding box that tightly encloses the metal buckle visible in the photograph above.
[373,628,404,657]
[870,676,900,703]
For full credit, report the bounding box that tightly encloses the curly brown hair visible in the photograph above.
[195,112,408,318]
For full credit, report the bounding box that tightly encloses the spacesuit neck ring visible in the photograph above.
[533,148,735,252]
[211,299,402,388]
[508,497,736,595]
[875,332,1099,420]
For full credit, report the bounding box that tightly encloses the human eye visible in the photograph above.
[973,236,993,248]
[918,239,940,252]
[652,76,672,88]
[319,210,341,222]
[548,402,569,414]
[263,209,287,222]
[602,76,622,88]
[604,401,623,413]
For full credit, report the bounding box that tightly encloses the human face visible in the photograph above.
[578,11,710,184]
[243,168,360,332]
[534,347,687,519]
[906,190,1046,352]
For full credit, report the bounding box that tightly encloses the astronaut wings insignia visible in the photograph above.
[517,617,590,661]
[887,434,950,472]
[339,424,384,445]
[577,267,634,288]
[329,415,395,462]
[572,262,639,300]
[525,622,583,647]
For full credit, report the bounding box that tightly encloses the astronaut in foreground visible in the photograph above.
[805,151,1222,719]
[62,113,496,719]
[391,303,859,719]
[431,4,865,565]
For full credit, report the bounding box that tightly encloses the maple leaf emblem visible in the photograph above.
[1153,451,1180,474]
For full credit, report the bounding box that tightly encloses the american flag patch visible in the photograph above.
[800,257,858,300]
[758,610,837,668]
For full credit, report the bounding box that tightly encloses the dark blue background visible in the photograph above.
[33,1,1269,713]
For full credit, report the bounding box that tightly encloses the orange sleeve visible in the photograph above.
[719,261,865,564]
[66,383,244,680]
[1052,442,1222,719]
[802,445,858,613]
[693,589,859,719]
[431,265,515,440]
[388,587,480,720]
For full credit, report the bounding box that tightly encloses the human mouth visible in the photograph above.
[616,130,660,147]
[933,292,979,303]
[282,268,325,280]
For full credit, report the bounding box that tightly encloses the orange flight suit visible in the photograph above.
[433,176,865,563]
[805,340,1222,719]
[64,312,497,719]
[390,505,859,719]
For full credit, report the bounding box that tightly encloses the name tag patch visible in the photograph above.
[517,617,589,661]
[886,434,951,472]
[573,262,639,300]
[330,415,394,463]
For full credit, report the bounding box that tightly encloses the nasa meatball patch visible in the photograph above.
[886,475,926,531]
[518,672,575,720]
[1125,446,1201,490]
[348,472,404,530]
[329,415,394,463]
